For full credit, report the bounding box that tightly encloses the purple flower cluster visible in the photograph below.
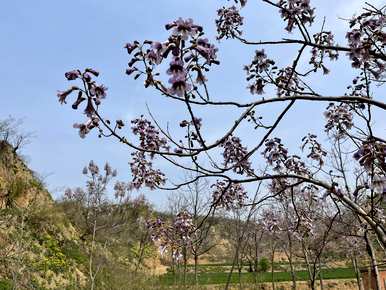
[294,214,315,238]
[73,118,99,139]
[284,155,309,176]
[346,75,371,97]
[262,138,289,171]
[64,161,122,208]
[221,135,252,175]
[113,181,130,199]
[147,211,195,261]
[179,117,202,129]
[211,180,247,209]
[324,103,353,136]
[260,210,281,232]
[129,151,166,190]
[277,0,315,32]
[245,52,304,96]
[263,138,309,175]
[275,67,304,96]
[346,8,386,78]
[125,18,219,97]
[245,50,276,95]
[301,134,327,166]
[232,0,247,6]
[168,68,191,97]
[194,38,218,63]
[64,187,85,202]
[310,31,339,74]
[179,117,204,146]
[166,18,203,40]
[173,211,194,242]
[216,6,244,40]
[269,178,291,195]
[353,140,386,172]
[131,116,169,157]
[57,68,108,138]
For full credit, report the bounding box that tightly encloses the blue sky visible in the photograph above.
[1,0,383,209]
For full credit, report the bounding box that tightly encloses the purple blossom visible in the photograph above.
[263,138,289,171]
[173,211,194,241]
[166,57,185,75]
[57,68,108,138]
[89,84,108,100]
[353,140,386,172]
[85,68,99,77]
[221,135,252,175]
[114,181,129,199]
[73,119,97,138]
[260,210,281,232]
[277,0,315,32]
[125,67,136,75]
[195,68,207,84]
[57,86,78,104]
[168,72,191,97]
[245,50,275,95]
[147,211,195,260]
[263,138,309,175]
[165,18,202,40]
[211,180,247,209]
[195,38,218,62]
[129,151,166,190]
[146,48,163,65]
[275,67,304,96]
[179,117,202,129]
[216,6,244,40]
[301,134,327,166]
[310,31,339,74]
[131,116,169,156]
[324,103,353,136]
[346,9,386,78]
[65,70,80,80]
[371,175,386,194]
[124,42,138,54]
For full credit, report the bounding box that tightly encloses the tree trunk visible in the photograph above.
[302,243,316,290]
[352,255,364,290]
[365,232,382,290]
[288,256,296,290]
[194,253,198,286]
[271,242,276,290]
[89,220,97,290]
[183,247,187,288]
[287,234,296,290]
[318,258,324,290]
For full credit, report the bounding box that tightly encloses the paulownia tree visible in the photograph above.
[56,0,386,250]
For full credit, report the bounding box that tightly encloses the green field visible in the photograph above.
[160,267,356,286]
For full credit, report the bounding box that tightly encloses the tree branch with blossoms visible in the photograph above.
[57,1,386,248]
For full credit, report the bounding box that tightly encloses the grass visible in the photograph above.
[159,267,356,286]
[183,261,309,271]
[0,280,12,290]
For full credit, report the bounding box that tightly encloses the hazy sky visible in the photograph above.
[1,0,383,209]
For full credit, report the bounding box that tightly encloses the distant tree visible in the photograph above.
[63,161,129,290]
[0,117,32,153]
[259,257,269,272]
[167,174,216,285]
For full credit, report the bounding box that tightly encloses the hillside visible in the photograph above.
[0,141,51,209]
[0,142,165,290]
[0,141,87,289]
